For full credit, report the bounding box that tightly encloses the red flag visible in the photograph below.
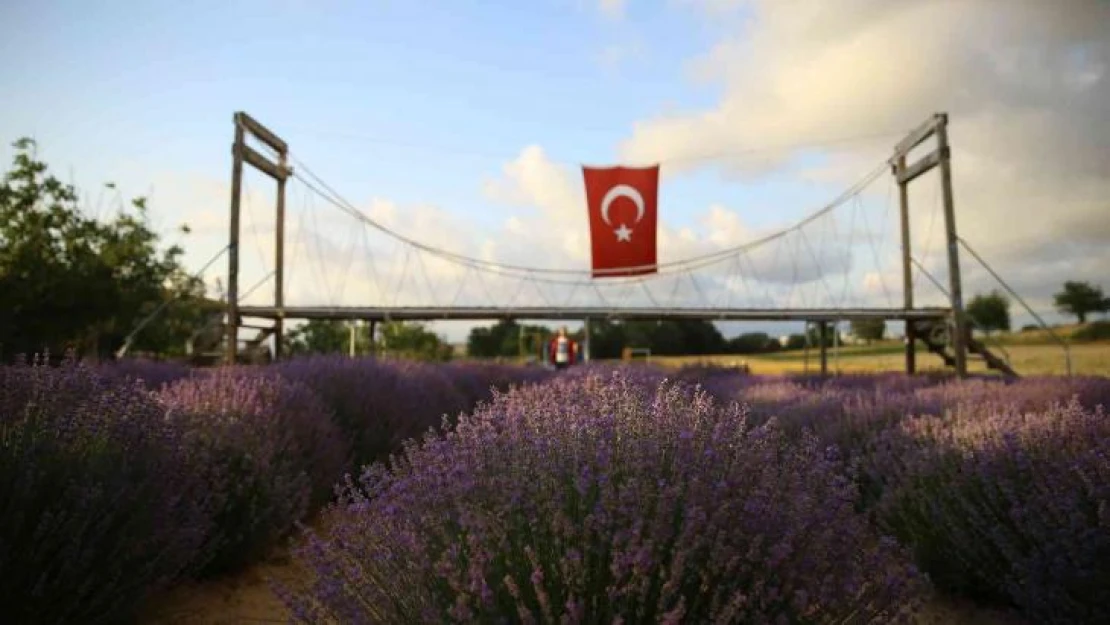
[582,165,660,278]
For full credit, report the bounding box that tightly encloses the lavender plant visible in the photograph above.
[867,398,1110,624]
[157,369,341,576]
[281,372,925,624]
[0,355,211,624]
[98,356,198,391]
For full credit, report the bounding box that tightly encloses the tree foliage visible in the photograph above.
[726,332,781,354]
[285,320,453,361]
[285,320,357,356]
[0,138,205,361]
[467,319,556,359]
[379,321,453,361]
[1053,281,1107,324]
[966,290,1011,335]
[850,318,886,344]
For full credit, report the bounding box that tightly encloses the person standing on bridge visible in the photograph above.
[548,326,579,370]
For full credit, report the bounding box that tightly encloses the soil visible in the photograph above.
[139,549,1029,625]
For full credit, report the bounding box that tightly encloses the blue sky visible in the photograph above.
[4,0,1105,346]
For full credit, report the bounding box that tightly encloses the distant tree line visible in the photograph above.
[463,319,857,360]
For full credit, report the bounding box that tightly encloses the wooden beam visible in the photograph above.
[898,149,942,185]
[936,117,968,377]
[238,143,289,181]
[226,123,245,364]
[897,154,916,375]
[818,320,829,376]
[235,111,288,154]
[892,113,943,161]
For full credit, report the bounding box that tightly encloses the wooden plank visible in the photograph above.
[892,114,942,161]
[239,143,289,181]
[898,150,941,185]
[235,111,288,154]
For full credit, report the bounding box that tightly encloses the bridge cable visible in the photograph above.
[287,152,888,279]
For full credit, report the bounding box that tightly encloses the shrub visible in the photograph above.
[868,399,1110,624]
[273,356,473,473]
[0,356,210,624]
[157,370,340,576]
[98,356,197,390]
[280,372,925,624]
[1073,320,1110,342]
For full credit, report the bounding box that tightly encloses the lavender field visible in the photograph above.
[3,356,1108,624]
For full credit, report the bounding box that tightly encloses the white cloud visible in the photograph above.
[598,0,626,20]
[620,0,1110,321]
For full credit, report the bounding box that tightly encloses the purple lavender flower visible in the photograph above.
[156,369,335,576]
[282,371,926,623]
[0,354,211,624]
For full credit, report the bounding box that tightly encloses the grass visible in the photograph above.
[652,341,1110,376]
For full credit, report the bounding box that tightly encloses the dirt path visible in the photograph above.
[140,551,1028,625]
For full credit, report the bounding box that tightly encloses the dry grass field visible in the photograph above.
[653,341,1110,377]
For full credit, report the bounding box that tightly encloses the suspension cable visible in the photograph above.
[287,152,888,279]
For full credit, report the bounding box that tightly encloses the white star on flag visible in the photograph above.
[614,223,632,242]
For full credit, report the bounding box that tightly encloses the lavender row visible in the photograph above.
[283,364,1110,623]
[282,370,926,623]
[1,354,551,625]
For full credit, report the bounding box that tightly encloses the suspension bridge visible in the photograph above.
[182,111,1056,378]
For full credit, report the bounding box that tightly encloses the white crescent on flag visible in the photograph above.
[599,184,645,226]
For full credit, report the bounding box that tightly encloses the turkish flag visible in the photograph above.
[583,165,660,278]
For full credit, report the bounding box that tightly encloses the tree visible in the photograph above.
[467,319,528,359]
[284,320,354,356]
[727,332,776,354]
[785,334,807,350]
[850,318,886,344]
[1054,281,1107,324]
[379,321,452,361]
[0,138,204,361]
[966,290,1011,335]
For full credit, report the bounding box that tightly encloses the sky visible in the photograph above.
[2,0,1108,347]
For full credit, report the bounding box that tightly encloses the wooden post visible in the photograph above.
[226,116,245,365]
[226,111,289,365]
[818,320,829,376]
[273,152,287,360]
[802,321,810,374]
[583,318,591,362]
[936,114,968,377]
[349,320,357,358]
[368,320,377,355]
[897,154,916,375]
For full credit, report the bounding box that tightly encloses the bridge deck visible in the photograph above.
[236,305,951,323]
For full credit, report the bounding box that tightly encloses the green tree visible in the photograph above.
[850,318,886,344]
[785,334,807,350]
[467,319,521,358]
[284,319,354,356]
[1054,281,1107,324]
[466,319,553,359]
[379,321,452,361]
[966,290,1011,336]
[727,332,776,354]
[0,138,203,361]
